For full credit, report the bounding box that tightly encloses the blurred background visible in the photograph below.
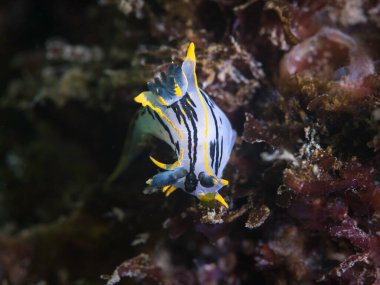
[1,0,380,284]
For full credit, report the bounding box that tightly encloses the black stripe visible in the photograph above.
[180,95,198,172]
[153,111,175,146]
[187,96,197,108]
[182,94,198,122]
[170,102,182,125]
[179,108,192,168]
[210,140,216,168]
[218,137,223,173]
[167,104,182,157]
[146,107,156,120]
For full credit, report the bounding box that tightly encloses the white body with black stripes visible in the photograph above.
[109,43,236,207]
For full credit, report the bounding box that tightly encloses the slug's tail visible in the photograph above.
[105,109,154,188]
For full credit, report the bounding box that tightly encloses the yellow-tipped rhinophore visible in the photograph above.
[186,42,196,62]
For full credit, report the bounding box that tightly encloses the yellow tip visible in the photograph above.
[165,185,177,197]
[146,178,153,185]
[220,179,229,186]
[174,82,182,97]
[162,185,171,192]
[215,193,229,208]
[134,92,145,103]
[186,42,196,62]
[150,156,168,170]
[158,96,169,106]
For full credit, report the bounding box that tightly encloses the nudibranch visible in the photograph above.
[110,43,236,208]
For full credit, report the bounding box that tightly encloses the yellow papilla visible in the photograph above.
[165,185,177,196]
[187,42,196,62]
[215,193,229,208]
[149,149,183,170]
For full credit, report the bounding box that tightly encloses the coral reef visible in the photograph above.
[0,0,379,284]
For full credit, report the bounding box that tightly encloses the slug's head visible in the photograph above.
[134,42,198,108]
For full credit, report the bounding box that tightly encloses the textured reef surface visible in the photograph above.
[1,0,380,284]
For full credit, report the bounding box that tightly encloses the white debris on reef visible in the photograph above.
[46,40,103,63]
[131,233,150,246]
